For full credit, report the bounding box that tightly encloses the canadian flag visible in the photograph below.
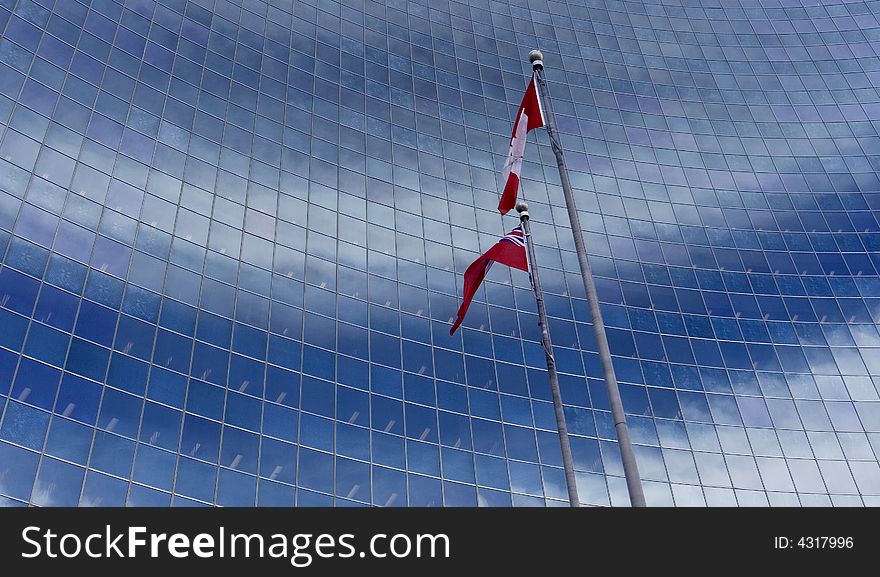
[498,75,546,214]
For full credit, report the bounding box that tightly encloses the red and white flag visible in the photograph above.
[498,75,545,214]
[450,227,529,335]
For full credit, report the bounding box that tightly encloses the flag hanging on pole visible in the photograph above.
[450,227,528,335]
[498,75,546,214]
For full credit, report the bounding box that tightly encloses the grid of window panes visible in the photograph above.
[1,0,879,507]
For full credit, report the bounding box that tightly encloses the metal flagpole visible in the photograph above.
[516,201,580,508]
[528,50,647,507]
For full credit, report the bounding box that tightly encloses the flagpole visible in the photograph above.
[529,50,647,507]
[516,201,580,508]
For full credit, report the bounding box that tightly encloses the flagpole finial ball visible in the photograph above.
[516,201,529,213]
[529,50,544,70]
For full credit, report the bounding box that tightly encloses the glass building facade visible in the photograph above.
[1,0,879,508]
